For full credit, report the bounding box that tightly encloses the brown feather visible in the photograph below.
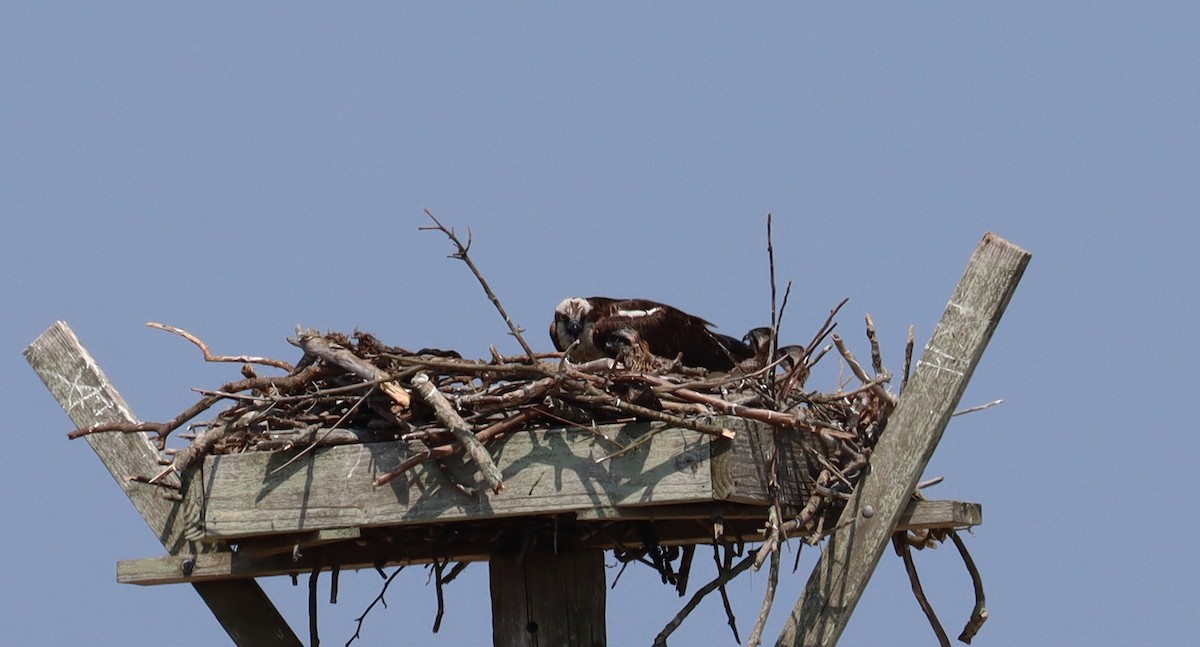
[552,296,752,370]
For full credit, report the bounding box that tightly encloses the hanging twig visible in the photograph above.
[420,209,538,362]
[345,566,405,647]
[950,530,989,644]
[330,564,340,604]
[675,545,695,597]
[894,533,950,647]
[308,564,321,647]
[431,559,447,633]
[653,550,756,647]
[714,543,742,644]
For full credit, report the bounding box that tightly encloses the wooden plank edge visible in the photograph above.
[119,499,980,586]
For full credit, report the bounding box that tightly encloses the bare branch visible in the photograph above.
[345,566,406,646]
[952,399,1004,416]
[421,209,538,362]
[147,322,294,372]
[409,372,503,493]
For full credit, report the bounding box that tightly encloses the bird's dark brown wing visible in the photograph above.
[591,302,751,371]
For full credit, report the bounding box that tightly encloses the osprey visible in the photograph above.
[602,326,674,373]
[741,326,775,371]
[549,296,754,371]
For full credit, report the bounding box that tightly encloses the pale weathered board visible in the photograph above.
[25,321,302,647]
[776,233,1030,647]
[201,416,807,540]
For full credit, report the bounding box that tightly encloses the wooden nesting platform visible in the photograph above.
[116,417,981,586]
[28,232,1029,647]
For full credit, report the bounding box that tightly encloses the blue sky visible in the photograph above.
[3,4,1197,646]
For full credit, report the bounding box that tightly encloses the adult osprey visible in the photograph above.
[549,296,753,371]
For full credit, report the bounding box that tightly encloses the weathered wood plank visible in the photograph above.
[117,499,980,586]
[119,544,488,586]
[202,417,808,540]
[776,233,1030,647]
[895,499,981,531]
[25,321,302,647]
[24,322,193,548]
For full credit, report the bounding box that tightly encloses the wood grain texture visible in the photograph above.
[490,548,606,647]
[776,233,1030,647]
[25,321,302,647]
[201,417,812,540]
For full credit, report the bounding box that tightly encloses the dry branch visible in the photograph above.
[148,322,294,372]
[895,533,950,647]
[421,209,537,362]
[409,372,503,493]
[292,330,411,408]
[951,530,988,644]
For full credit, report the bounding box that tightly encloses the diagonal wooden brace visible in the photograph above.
[775,232,1031,647]
[25,321,302,647]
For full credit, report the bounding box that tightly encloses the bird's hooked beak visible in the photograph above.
[566,319,584,338]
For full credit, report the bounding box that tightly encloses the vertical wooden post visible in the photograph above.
[490,547,607,647]
[775,233,1031,646]
[25,322,303,647]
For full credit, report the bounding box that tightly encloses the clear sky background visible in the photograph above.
[3,4,1196,646]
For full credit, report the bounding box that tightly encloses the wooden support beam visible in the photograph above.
[490,547,607,647]
[775,233,1030,647]
[25,321,303,647]
[116,499,980,586]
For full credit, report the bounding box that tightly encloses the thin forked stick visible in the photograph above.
[346,566,406,646]
[420,210,538,362]
[147,322,294,372]
[768,213,780,362]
